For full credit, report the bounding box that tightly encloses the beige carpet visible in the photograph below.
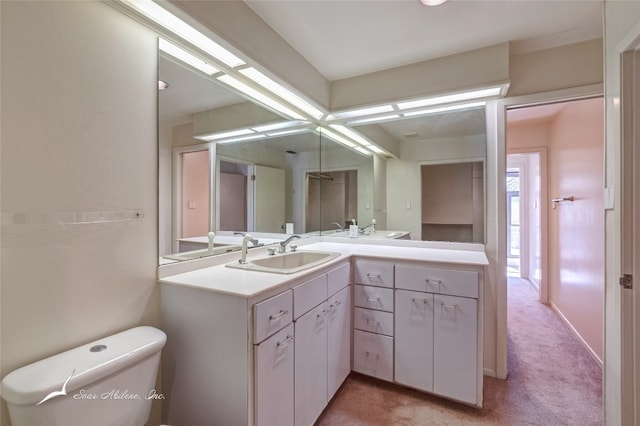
[317,277,603,425]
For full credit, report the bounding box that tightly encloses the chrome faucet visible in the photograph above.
[359,219,377,235]
[278,235,301,253]
[239,234,259,264]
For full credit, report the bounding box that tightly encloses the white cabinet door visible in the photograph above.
[433,294,477,404]
[255,324,294,426]
[394,289,434,392]
[295,302,328,426]
[327,286,351,400]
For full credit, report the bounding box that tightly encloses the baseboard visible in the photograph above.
[548,301,603,368]
[483,368,498,378]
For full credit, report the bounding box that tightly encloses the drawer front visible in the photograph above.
[395,265,478,298]
[353,330,393,382]
[353,307,393,336]
[353,285,394,312]
[293,274,328,320]
[327,263,350,297]
[353,260,394,288]
[254,290,293,344]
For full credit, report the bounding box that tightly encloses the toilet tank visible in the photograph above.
[1,326,167,426]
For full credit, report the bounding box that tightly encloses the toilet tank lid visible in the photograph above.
[1,326,166,406]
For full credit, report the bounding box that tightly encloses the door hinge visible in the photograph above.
[619,274,633,289]
[251,174,256,181]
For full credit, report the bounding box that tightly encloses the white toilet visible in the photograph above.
[1,326,167,426]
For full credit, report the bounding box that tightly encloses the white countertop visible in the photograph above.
[159,240,488,300]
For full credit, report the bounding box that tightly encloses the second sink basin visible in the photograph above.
[227,250,340,274]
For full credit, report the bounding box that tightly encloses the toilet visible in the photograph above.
[1,326,167,426]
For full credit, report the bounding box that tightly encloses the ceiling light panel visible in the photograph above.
[217,75,306,120]
[403,101,486,117]
[240,68,325,120]
[329,125,372,146]
[397,87,501,110]
[159,38,219,75]
[328,105,395,120]
[122,0,245,68]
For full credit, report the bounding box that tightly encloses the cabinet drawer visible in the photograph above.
[353,260,394,288]
[353,285,394,312]
[293,274,328,320]
[254,290,293,344]
[354,307,393,336]
[353,330,393,382]
[328,263,350,297]
[395,265,478,298]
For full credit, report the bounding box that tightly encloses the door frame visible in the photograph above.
[507,148,548,303]
[495,83,602,381]
[618,27,640,426]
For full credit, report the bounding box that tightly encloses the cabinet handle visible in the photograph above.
[365,351,381,360]
[366,272,382,280]
[366,296,381,303]
[317,309,328,318]
[425,278,442,287]
[366,318,381,327]
[269,309,288,321]
[276,335,294,347]
[440,301,459,310]
[411,297,429,304]
[334,300,341,306]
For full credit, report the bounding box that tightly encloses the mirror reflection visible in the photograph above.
[158,43,487,264]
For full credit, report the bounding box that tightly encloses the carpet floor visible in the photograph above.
[317,277,603,425]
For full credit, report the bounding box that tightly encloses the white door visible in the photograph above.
[433,294,477,404]
[255,324,294,426]
[254,165,285,233]
[294,302,328,426]
[327,286,351,399]
[394,289,434,392]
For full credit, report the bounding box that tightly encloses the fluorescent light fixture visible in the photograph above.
[197,128,255,142]
[317,127,357,148]
[159,38,219,75]
[354,146,372,155]
[329,125,372,146]
[122,0,244,67]
[397,87,501,110]
[403,101,486,117]
[217,133,266,144]
[252,120,308,133]
[267,128,310,137]
[328,105,395,120]
[367,145,385,154]
[218,75,306,120]
[240,68,325,120]
[348,114,401,125]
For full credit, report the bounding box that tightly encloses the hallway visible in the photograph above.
[317,277,602,425]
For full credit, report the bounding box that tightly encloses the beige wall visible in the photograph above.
[548,98,605,361]
[0,2,161,425]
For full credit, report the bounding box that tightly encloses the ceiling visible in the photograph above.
[244,0,603,81]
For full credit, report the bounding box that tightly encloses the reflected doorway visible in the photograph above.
[506,168,521,276]
[306,170,357,233]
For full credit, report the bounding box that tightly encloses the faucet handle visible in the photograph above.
[290,244,298,252]
[267,247,276,255]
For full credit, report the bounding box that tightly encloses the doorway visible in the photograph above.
[505,97,604,421]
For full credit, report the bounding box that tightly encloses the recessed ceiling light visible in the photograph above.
[420,0,448,6]
[158,80,169,90]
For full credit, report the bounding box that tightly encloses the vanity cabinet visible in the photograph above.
[352,260,394,381]
[254,290,294,426]
[294,264,350,426]
[394,264,480,406]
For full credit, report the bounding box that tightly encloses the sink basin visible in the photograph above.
[227,250,340,274]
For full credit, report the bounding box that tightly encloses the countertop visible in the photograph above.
[159,240,489,300]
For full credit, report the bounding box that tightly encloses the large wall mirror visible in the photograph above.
[158,41,487,264]
[158,47,373,263]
